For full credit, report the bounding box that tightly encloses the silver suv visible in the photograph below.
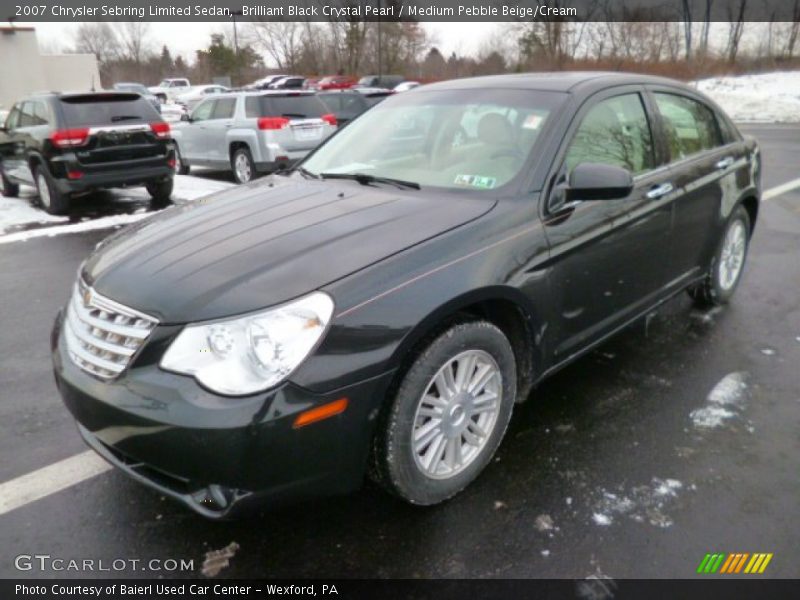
[172,91,337,183]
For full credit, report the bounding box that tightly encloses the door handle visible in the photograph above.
[715,156,735,170]
[646,182,674,200]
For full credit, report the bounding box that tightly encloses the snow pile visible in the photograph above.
[0,174,233,243]
[690,371,749,429]
[696,71,800,123]
[592,477,685,528]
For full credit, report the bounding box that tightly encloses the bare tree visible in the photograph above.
[725,0,748,62]
[73,22,119,65]
[698,1,714,57]
[249,20,306,71]
[681,0,693,60]
[114,22,151,65]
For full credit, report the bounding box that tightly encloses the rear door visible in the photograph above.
[648,89,748,283]
[542,88,675,360]
[56,94,165,170]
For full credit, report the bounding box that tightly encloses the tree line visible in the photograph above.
[68,12,800,89]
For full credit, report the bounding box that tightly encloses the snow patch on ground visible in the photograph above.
[696,71,800,123]
[0,174,233,244]
[591,477,687,529]
[691,371,749,429]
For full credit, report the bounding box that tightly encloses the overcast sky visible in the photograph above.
[32,21,492,63]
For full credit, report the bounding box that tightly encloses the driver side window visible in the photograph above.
[191,100,215,122]
[566,94,655,176]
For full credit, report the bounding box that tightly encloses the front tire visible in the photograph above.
[34,166,69,215]
[146,178,173,208]
[1,171,19,197]
[689,204,751,307]
[231,147,254,184]
[370,320,516,505]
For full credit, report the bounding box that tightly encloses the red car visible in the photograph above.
[316,75,357,90]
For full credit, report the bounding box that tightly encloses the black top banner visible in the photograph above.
[3,0,799,23]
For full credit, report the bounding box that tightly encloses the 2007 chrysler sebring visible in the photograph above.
[52,73,760,518]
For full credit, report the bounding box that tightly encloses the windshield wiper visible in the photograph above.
[295,166,321,180]
[110,115,142,122]
[281,113,306,119]
[319,172,420,190]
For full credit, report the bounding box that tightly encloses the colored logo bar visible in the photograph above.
[697,553,773,574]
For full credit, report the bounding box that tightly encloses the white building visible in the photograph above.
[0,26,101,110]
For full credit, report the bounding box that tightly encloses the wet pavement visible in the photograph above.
[0,125,798,580]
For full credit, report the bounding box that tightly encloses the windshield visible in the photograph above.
[302,88,564,191]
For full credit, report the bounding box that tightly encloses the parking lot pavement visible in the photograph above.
[0,126,798,580]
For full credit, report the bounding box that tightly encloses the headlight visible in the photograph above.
[160,292,334,396]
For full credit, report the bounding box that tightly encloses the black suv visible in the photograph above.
[0,92,175,215]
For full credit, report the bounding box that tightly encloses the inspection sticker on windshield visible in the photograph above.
[454,174,497,189]
[523,114,544,129]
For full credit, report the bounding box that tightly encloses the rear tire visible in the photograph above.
[174,145,190,175]
[370,320,516,505]
[689,204,751,308]
[1,171,19,198]
[146,178,173,209]
[231,147,255,184]
[34,166,69,215]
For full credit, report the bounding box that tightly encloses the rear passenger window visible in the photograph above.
[245,97,260,118]
[654,93,722,160]
[566,93,654,175]
[212,98,236,119]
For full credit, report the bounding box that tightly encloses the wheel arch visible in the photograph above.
[388,286,543,405]
[740,194,758,233]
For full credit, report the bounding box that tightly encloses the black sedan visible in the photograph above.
[51,72,760,517]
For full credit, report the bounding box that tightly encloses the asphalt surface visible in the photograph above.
[0,125,798,580]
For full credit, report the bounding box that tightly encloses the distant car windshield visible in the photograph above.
[302,88,564,191]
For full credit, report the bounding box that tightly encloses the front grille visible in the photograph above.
[64,278,158,379]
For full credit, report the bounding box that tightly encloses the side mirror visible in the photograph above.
[180,113,191,122]
[566,163,633,202]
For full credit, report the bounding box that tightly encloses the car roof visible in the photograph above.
[422,71,692,94]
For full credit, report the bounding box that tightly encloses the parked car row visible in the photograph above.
[0,83,391,212]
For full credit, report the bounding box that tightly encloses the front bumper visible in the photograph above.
[51,310,394,518]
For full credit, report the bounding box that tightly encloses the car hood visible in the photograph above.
[83,178,496,323]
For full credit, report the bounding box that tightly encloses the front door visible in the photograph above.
[542,89,675,361]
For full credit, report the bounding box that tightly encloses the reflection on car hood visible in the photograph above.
[83,178,496,323]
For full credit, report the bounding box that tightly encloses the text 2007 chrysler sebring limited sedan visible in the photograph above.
[52,73,760,518]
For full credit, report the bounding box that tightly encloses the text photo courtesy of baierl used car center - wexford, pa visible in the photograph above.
[1,1,800,598]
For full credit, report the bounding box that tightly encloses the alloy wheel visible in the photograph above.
[411,349,502,480]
